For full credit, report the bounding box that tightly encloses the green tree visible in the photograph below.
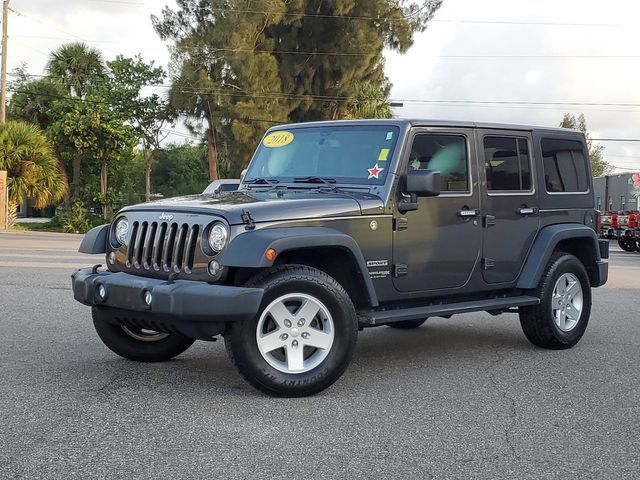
[0,121,67,226]
[60,100,137,218]
[152,0,441,178]
[559,113,613,177]
[46,42,106,98]
[9,77,65,129]
[46,43,108,198]
[344,83,393,119]
[107,55,173,201]
[152,143,209,198]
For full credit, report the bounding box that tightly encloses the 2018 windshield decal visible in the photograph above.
[368,164,384,180]
[263,131,294,148]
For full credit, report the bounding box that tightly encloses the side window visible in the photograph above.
[484,136,532,192]
[408,134,469,192]
[541,138,589,193]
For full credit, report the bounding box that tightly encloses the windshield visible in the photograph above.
[245,125,400,186]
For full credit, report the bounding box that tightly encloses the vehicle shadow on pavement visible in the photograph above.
[70,318,532,398]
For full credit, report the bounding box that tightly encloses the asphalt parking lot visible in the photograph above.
[1,230,639,479]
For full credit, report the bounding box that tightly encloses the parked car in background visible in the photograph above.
[203,179,240,195]
[598,210,640,252]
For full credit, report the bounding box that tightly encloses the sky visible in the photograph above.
[7,0,640,173]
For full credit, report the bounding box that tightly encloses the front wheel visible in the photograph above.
[519,253,591,350]
[225,265,358,397]
[92,307,195,362]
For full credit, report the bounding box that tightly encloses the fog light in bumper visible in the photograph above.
[143,290,153,307]
[208,260,221,277]
[96,284,107,301]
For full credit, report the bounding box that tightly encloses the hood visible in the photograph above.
[119,188,384,225]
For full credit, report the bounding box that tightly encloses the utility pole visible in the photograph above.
[0,0,8,124]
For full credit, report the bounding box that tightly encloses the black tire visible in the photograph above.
[388,318,427,329]
[618,238,637,252]
[519,253,592,350]
[225,265,358,397]
[92,307,195,362]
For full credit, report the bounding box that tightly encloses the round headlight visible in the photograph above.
[208,223,228,253]
[114,217,129,246]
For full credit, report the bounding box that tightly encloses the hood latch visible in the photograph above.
[241,209,256,231]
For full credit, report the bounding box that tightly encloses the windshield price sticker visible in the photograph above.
[378,148,390,161]
[263,131,295,148]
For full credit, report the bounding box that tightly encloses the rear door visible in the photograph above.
[479,130,540,284]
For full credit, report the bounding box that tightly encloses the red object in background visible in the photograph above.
[629,213,637,229]
[612,213,619,228]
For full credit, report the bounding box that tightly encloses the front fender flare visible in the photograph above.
[78,224,109,254]
[220,227,379,307]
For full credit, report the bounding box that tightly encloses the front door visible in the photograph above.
[478,130,540,284]
[392,128,482,293]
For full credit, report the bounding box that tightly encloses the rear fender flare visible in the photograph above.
[517,224,601,289]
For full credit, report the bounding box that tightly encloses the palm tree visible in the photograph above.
[343,83,393,120]
[46,42,105,98]
[0,121,67,227]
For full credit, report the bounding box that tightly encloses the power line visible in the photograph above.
[84,0,623,27]
[9,7,118,54]
[593,139,640,142]
[9,8,84,41]
[205,6,622,27]
[14,34,119,44]
[179,45,640,59]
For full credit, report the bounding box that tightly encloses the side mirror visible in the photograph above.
[406,169,441,197]
[240,168,248,184]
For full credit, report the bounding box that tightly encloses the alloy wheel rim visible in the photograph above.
[551,273,583,332]
[121,326,169,342]
[255,293,335,374]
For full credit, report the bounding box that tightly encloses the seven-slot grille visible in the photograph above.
[127,221,200,274]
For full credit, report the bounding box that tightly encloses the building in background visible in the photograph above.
[593,173,640,212]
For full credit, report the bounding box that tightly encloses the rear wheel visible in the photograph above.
[519,253,591,350]
[92,307,195,362]
[388,318,427,330]
[225,265,358,397]
[618,237,638,252]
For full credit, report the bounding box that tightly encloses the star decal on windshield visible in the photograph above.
[368,164,384,180]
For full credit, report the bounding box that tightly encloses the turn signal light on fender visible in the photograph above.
[265,248,277,261]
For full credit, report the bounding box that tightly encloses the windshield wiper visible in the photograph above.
[293,176,338,187]
[244,177,280,187]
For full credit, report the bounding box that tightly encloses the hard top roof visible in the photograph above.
[270,118,581,135]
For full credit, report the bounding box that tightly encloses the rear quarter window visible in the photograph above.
[541,138,589,193]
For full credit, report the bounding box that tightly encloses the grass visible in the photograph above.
[12,220,66,233]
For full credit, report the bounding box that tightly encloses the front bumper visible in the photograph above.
[72,268,264,339]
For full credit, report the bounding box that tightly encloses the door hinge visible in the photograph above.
[484,215,496,228]
[394,217,409,231]
[482,258,495,270]
[393,264,408,277]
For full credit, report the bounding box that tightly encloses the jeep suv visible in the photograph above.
[72,120,609,397]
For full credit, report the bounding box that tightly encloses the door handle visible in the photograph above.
[518,207,539,215]
[458,208,480,218]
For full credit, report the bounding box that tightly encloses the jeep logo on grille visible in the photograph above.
[159,212,174,222]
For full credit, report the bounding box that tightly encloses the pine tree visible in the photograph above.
[153,0,441,177]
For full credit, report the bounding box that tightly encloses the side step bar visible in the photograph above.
[359,296,540,326]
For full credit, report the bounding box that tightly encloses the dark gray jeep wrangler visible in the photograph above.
[72,120,609,397]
